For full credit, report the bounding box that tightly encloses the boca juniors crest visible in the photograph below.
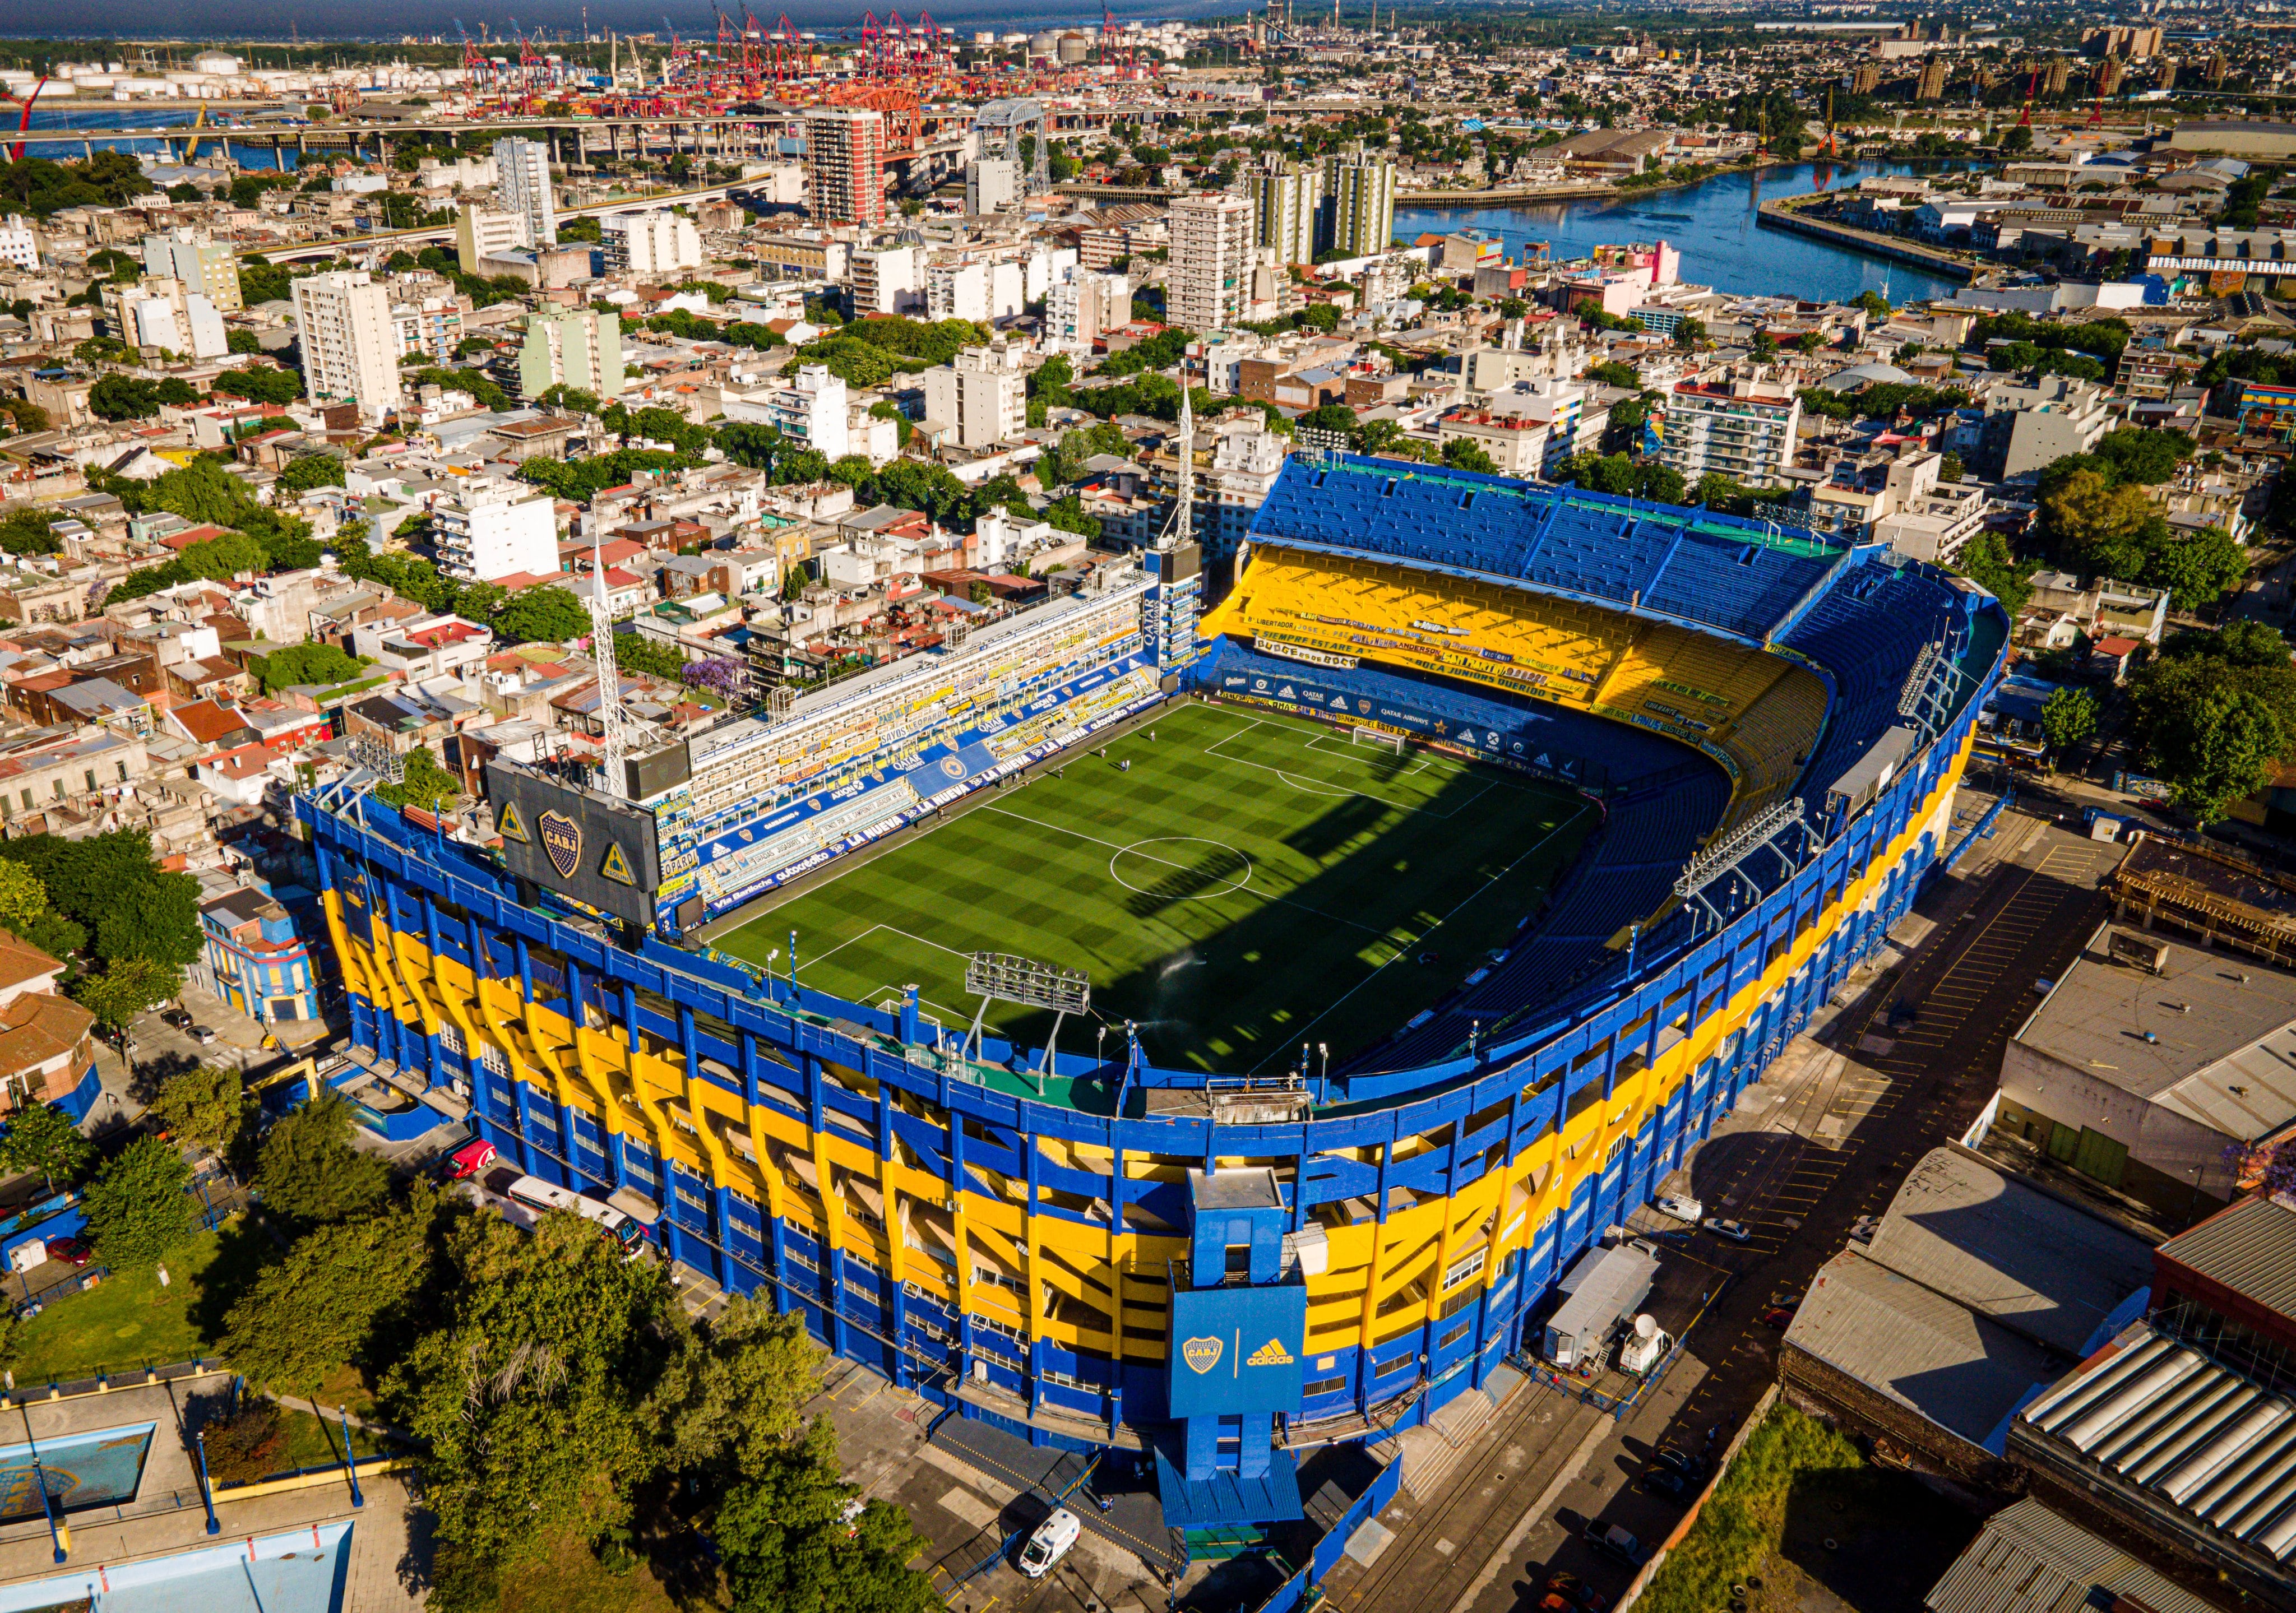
[538,810,583,881]
[1181,1336,1223,1375]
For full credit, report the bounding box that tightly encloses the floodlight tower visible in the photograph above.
[1164,383,1193,552]
[589,536,627,798]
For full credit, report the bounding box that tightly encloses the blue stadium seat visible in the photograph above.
[1252,457,1843,642]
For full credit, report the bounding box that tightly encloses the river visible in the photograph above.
[1395,160,1965,305]
[22,105,302,170]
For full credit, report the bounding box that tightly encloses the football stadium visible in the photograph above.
[299,451,2008,1581]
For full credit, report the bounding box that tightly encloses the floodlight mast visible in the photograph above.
[590,532,627,800]
[962,952,1090,1095]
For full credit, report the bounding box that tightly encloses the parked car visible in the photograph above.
[1762,1305,1798,1329]
[160,1009,192,1031]
[1641,1467,1688,1498]
[1704,1217,1752,1243]
[1585,1521,1643,1567]
[1849,1215,1879,1245]
[1652,1448,1702,1478]
[188,1025,218,1046]
[1018,1509,1080,1578]
[43,1237,89,1268]
[1654,1194,1702,1225]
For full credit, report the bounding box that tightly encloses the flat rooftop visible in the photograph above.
[2016,921,2296,1137]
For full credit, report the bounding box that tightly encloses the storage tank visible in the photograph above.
[1057,31,1090,64]
[1028,30,1059,60]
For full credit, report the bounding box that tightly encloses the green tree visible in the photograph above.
[1951,530,2038,615]
[89,375,163,422]
[2149,685,2286,824]
[2095,425,2194,486]
[222,1184,448,1393]
[147,1065,250,1160]
[2042,469,2157,581]
[490,586,591,645]
[2147,526,2249,613]
[0,508,57,557]
[0,1102,92,1195]
[225,330,263,356]
[209,366,304,406]
[253,1087,389,1226]
[648,1296,821,1487]
[1441,438,1498,474]
[277,454,346,493]
[94,873,204,970]
[0,861,45,938]
[81,1135,194,1266]
[254,642,368,695]
[2039,686,2100,761]
[385,1211,683,1573]
[372,747,459,815]
[715,1417,939,1613]
[70,957,183,1032]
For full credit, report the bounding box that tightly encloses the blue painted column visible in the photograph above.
[566,957,628,1196]
[802,1051,846,1360]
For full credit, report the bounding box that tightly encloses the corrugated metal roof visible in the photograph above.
[2018,1323,2296,1564]
[1544,1243,1656,1347]
[1864,1149,2152,1357]
[2156,1195,2296,1323]
[1925,1497,2221,1613]
[1784,1251,2061,1445]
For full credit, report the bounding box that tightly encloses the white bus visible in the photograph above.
[483,1169,649,1259]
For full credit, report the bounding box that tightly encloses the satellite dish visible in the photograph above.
[1633,1314,1658,1339]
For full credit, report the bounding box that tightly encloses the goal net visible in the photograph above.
[1351,726,1405,755]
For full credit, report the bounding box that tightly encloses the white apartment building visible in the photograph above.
[1651,379,1803,486]
[1204,424,1288,566]
[804,107,886,226]
[927,260,990,323]
[290,271,402,417]
[1253,157,1321,266]
[494,137,558,248]
[769,364,850,460]
[1023,243,1077,302]
[0,215,38,271]
[1168,194,1253,335]
[922,344,1026,450]
[850,245,921,316]
[1046,266,1130,354]
[433,483,559,581]
[603,208,702,276]
[107,275,228,360]
[966,156,1019,214]
[140,228,240,312]
[455,202,531,275]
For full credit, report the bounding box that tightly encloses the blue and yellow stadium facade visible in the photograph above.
[300,455,2008,1549]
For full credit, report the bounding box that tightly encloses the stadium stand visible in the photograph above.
[1252,454,1845,643]
[300,453,2010,1584]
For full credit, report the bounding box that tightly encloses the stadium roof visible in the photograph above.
[1246,455,1850,645]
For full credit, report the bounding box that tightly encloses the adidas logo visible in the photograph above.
[1246,1337,1294,1368]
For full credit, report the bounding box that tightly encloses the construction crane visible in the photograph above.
[0,75,45,163]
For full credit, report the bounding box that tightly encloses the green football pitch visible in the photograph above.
[706,701,1595,1090]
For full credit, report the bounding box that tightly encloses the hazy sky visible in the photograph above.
[9,0,1228,43]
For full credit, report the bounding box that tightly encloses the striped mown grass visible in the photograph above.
[713,701,1593,1085]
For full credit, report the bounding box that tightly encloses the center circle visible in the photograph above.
[1108,837,1253,901]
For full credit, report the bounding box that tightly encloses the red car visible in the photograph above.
[43,1237,89,1268]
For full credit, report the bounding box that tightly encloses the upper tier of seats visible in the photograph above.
[1202,546,1830,829]
[1249,455,1847,644]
